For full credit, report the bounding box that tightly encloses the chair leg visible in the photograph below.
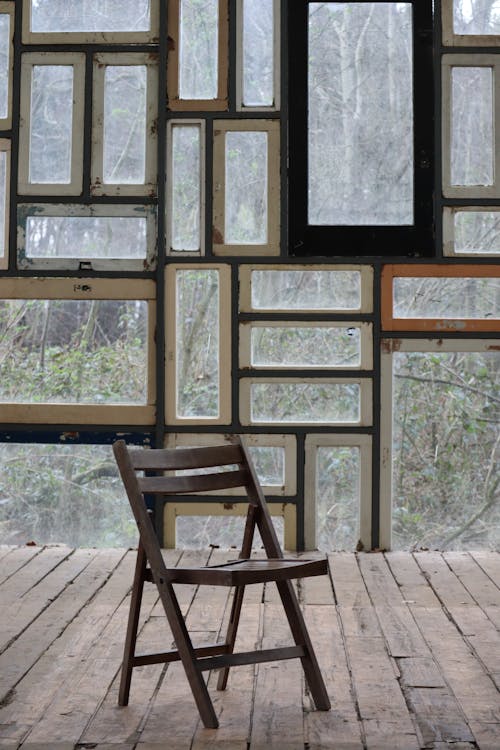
[156,579,219,729]
[276,579,331,711]
[216,584,246,691]
[119,541,148,706]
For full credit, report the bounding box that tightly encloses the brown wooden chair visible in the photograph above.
[113,436,331,729]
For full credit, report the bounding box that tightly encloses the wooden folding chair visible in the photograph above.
[113,436,331,729]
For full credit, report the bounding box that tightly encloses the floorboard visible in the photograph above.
[0,547,498,749]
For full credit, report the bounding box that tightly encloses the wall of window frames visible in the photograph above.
[0,0,498,552]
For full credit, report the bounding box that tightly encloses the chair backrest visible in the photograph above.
[113,436,283,568]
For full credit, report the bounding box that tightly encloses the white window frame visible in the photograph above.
[22,0,160,45]
[0,138,10,270]
[443,206,500,257]
[239,264,374,313]
[442,54,500,199]
[91,53,158,197]
[0,2,14,130]
[213,119,280,255]
[380,337,500,550]
[304,433,372,552]
[166,119,206,256]
[165,263,232,425]
[18,52,85,196]
[236,0,280,112]
[164,432,297,495]
[240,377,372,427]
[0,277,156,425]
[239,320,373,371]
[442,0,500,47]
[17,203,157,272]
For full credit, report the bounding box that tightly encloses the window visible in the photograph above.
[288,0,434,256]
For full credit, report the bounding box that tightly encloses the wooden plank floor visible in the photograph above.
[0,546,499,750]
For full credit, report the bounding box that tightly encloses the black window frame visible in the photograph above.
[288,0,435,258]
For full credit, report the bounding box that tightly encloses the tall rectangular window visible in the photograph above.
[167,121,204,254]
[0,140,9,269]
[239,0,278,109]
[451,67,493,187]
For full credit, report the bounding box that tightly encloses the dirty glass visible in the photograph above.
[29,0,151,32]
[453,0,500,35]
[250,325,361,368]
[316,446,360,551]
[0,13,9,118]
[242,0,274,106]
[451,67,493,186]
[176,515,284,548]
[179,0,218,99]
[225,131,267,244]
[250,382,360,423]
[0,151,6,258]
[171,124,201,251]
[250,270,361,310]
[454,211,500,254]
[393,277,500,319]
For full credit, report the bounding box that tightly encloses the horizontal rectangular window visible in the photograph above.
[166,264,231,425]
[164,432,296,495]
[442,0,500,45]
[17,205,156,271]
[304,434,372,552]
[0,3,13,128]
[382,265,500,332]
[92,54,158,196]
[167,120,205,255]
[18,53,85,196]
[443,55,500,199]
[23,0,159,43]
[0,442,137,547]
[167,0,228,110]
[240,265,373,312]
[240,378,372,426]
[240,322,373,370]
[0,139,10,270]
[237,0,279,110]
[164,501,295,549]
[0,278,155,424]
[443,207,500,256]
[213,120,280,255]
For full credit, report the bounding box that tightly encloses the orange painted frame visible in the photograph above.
[381,264,500,332]
[167,0,229,111]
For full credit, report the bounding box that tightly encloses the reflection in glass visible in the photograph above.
[393,277,500,319]
[225,131,267,244]
[316,447,359,551]
[25,215,147,259]
[171,125,201,251]
[251,270,361,310]
[451,67,493,186]
[242,0,274,106]
[103,66,146,184]
[308,2,413,224]
[29,65,73,184]
[250,382,360,423]
[179,0,218,99]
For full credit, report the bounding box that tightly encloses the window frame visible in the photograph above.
[443,206,500,257]
[0,2,14,130]
[441,0,500,47]
[287,0,434,257]
[236,0,281,112]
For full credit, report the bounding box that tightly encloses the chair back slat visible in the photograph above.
[138,469,249,495]
[128,444,243,471]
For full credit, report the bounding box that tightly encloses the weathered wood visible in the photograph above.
[0,546,73,603]
[0,545,42,587]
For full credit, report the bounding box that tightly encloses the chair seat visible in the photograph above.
[169,557,328,586]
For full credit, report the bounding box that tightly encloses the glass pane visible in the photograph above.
[393,277,500,319]
[29,65,73,184]
[316,447,359,551]
[251,326,361,368]
[25,215,147,259]
[176,269,220,418]
[451,67,493,187]
[0,443,136,547]
[392,351,500,550]
[251,270,361,310]
[103,66,146,184]
[171,125,201,251]
[0,151,6,257]
[308,2,413,225]
[249,446,284,485]
[225,131,267,244]
[454,211,500,254]
[176,515,284,548]
[242,0,274,106]
[453,0,500,35]
[0,14,9,118]
[30,0,151,32]
[250,382,360,423]
[179,0,218,99]
[0,300,148,403]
